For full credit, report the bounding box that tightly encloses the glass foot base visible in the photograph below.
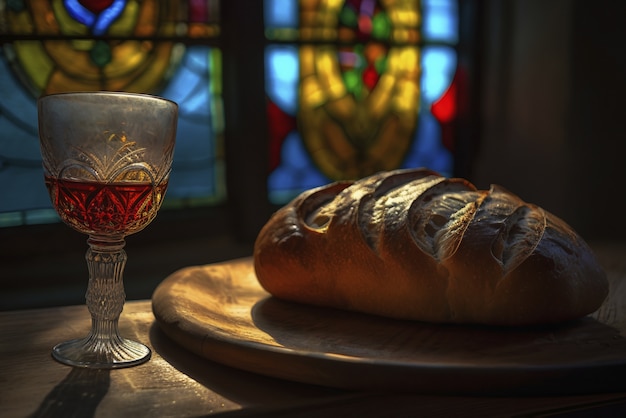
[52,336,151,369]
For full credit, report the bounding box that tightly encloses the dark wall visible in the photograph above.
[568,0,626,241]
[470,0,626,241]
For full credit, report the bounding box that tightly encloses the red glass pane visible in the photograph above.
[79,0,115,14]
[267,99,297,172]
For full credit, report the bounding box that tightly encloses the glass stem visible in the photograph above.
[85,236,127,344]
[51,235,150,368]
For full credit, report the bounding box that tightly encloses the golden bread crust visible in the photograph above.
[253,169,608,325]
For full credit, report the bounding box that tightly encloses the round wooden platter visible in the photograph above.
[152,257,626,395]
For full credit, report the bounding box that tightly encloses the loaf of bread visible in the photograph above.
[253,168,608,326]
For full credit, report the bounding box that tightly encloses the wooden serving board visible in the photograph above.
[152,257,626,395]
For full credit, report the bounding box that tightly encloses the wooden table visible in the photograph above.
[2,300,626,417]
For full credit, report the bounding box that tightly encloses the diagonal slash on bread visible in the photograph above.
[254,169,608,326]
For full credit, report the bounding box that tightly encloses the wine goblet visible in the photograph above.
[38,92,178,368]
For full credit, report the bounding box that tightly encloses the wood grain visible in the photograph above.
[3,291,626,416]
[152,257,626,394]
[0,301,340,418]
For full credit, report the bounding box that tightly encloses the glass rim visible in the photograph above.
[37,91,178,109]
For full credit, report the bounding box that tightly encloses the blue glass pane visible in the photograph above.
[265,45,299,116]
[421,46,457,104]
[64,0,127,36]
[401,111,453,176]
[268,131,330,203]
[266,111,454,204]
[264,0,298,28]
[160,46,223,200]
[266,46,457,202]
[0,44,222,218]
[265,2,459,204]
[0,50,49,212]
[422,0,459,43]
[266,112,456,203]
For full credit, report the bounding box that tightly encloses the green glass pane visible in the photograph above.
[371,12,391,40]
[339,7,358,28]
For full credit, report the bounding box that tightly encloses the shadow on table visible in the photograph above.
[249,295,626,395]
[28,367,110,418]
[148,322,343,408]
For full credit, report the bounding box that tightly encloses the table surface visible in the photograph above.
[2,300,626,417]
[152,257,626,396]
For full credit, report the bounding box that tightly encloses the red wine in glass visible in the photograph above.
[45,175,167,237]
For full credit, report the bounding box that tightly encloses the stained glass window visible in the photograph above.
[265,0,459,204]
[0,0,461,226]
[0,0,223,225]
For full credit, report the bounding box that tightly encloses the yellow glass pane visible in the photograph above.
[393,79,420,113]
[368,118,407,164]
[299,45,316,77]
[13,41,54,91]
[43,41,102,81]
[386,2,420,28]
[326,95,356,120]
[7,5,36,34]
[46,67,98,93]
[393,28,421,43]
[106,41,152,76]
[323,0,344,10]
[120,44,176,93]
[188,23,220,38]
[134,0,158,35]
[50,0,89,36]
[209,48,223,96]
[316,50,346,99]
[323,123,357,160]
[109,0,141,36]
[367,73,395,117]
[300,76,327,108]
[320,27,337,40]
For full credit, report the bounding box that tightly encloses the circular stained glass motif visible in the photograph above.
[2,0,179,95]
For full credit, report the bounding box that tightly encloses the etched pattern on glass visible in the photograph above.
[38,92,178,368]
